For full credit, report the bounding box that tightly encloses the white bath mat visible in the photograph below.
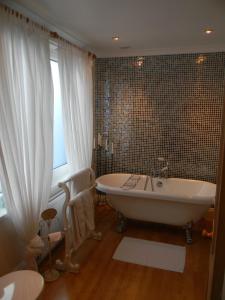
[113,237,186,273]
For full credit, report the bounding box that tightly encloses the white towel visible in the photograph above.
[69,189,95,250]
[70,168,95,196]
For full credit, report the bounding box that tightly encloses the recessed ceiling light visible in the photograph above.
[204,28,213,35]
[112,35,119,41]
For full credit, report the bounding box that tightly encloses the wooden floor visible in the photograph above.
[40,205,210,300]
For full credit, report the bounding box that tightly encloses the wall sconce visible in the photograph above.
[136,57,144,67]
[196,55,206,64]
[97,133,102,147]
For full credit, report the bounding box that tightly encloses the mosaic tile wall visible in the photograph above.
[95,52,225,183]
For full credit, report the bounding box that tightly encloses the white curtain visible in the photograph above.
[58,44,93,172]
[0,8,54,246]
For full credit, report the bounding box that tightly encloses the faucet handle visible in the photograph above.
[157,157,169,166]
[161,166,168,172]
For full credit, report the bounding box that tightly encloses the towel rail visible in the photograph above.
[60,168,95,185]
[55,168,101,274]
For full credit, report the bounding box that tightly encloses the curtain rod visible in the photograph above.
[1,3,96,59]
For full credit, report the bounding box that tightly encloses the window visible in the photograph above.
[0,61,68,208]
[0,59,68,215]
[51,60,69,187]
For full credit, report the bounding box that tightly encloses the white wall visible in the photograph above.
[0,216,22,276]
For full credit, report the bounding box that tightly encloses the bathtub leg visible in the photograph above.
[184,222,193,244]
[116,212,127,233]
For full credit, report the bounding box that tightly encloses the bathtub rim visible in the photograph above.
[96,173,216,206]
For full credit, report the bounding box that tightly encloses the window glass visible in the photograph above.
[51,60,67,169]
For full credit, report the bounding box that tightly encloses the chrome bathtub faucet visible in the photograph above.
[152,157,169,187]
[158,157,169,179]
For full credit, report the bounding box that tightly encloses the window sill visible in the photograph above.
[50,173,71,202]
[49,184,63,202]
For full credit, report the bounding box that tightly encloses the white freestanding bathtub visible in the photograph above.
[96,173,216,242]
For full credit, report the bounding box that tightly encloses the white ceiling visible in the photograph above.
[6,0,225,57]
